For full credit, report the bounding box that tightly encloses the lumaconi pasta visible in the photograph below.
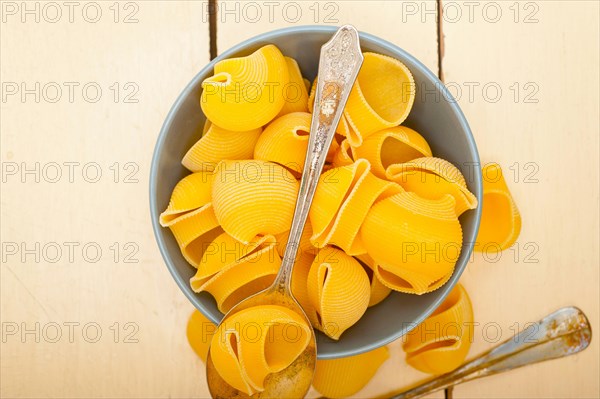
[307,247,371,340]
[360,192,463,294]
[277,57,309,117]
[163,45,483,380]
[187,310,215,363]
[210,305,311,395]
[254,112,312,174]
[403,284,474,374]
[344,52,415,147]
[182,123,262,172]
[475,163,521,251]
[309,159,401,255]
[352,126,432,179]
[211,160,299,244]
[159,171,220,267]
[355,254,393,307]
[201,45,289,131]
[312,346,389,398]
[190,233,281,313]
[386,157,478,217]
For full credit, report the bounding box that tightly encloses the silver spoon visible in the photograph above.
[381,306,592,399]
[206,25,364,398]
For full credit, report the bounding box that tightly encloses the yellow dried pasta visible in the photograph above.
[187,310,215,363]
[356,254,393,307]
[352,126,432,179]
[310,159,401,255]
[182,123,262,172]
[277,57,309,117]
[360,192,463,294]
[201,45,289,131]
[290,253,320,327]
[331,139,354,167]
[190,233,280,313]
[403,284,473,374]
[312,346,389,398]
[160,171,221,267]
[211,305,311,396]
[254,112,311,174]
[307,247,371,340]
[475,163,521,251]
[387,157,478,217]
[212,160,299,244]
[344,52,415,146]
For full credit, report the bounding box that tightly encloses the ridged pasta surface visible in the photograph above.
[201,45,289,131]
[210,305,311,395]
[386,157,478,217]
[182,123,262,172]
[307,247,371,340]
[344,52,415,146]
[277,57,309,117]
[211,160,299,244]
[312,346,389,398]
[360,192,463,294]
[475,163,521,251]
[403,284,473,374]
[190,233,280,313]
[353,126,432,179]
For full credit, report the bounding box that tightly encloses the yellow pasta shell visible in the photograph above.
[352,126,432,179]
[187,310,215,363]
[254,112,311,174]
[307,247,371,340]
[274,220,318,259]
[290,253,320,327]
[403,284,474,374]
[210,305,311,395]
[331,139,354,167]
[312,346,389,398]
[182,123,262,172]
[344,52,415,146]
[476,162,522,251]
[355,254,393,307]
[310,159,401,255]
[159,171,214,226]
[276,57,309,117]
[200,45,289,131]
[387,157,478,217]
[212,160,299,244]
[360,192,463,295]
[190,234,280,313]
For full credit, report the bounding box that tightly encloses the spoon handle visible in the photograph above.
[276,25,364,291]
[386,306,592,399]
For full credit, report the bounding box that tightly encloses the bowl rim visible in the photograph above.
[150,25,483,359]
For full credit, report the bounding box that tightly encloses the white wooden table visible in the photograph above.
[1,1,598,398]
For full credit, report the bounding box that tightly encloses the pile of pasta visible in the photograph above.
[161,44,478,342]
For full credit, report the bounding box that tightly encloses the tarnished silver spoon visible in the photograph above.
[206,25,364,398]
[381,306,592,399]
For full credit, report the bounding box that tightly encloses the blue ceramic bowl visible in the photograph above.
[150,26,482,359]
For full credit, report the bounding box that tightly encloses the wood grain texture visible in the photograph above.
[442,1,600,398]
[1,1,598,398]
[0,2,211,398]
[216,0,439,73]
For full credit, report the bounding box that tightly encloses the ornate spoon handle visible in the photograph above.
[386,306,592,399]
[274,25,364,292]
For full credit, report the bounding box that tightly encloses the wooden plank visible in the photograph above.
[0,2,211,398]
[442,1,600,397]
[216,0,439,73]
